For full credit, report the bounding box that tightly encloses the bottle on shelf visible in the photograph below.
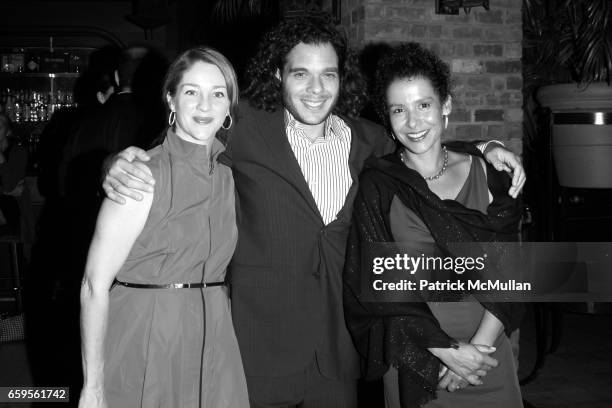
[0,87,71,123]
[1,54,10,73]
[23,89,32,122]
[15,49,25,73]
[1,49,25,73]
[70,54,81,73]
[30,91,39,122]
[26,52,40,73]
[13,91,22,123]
[46,91,55,118]
[37,92,47,122]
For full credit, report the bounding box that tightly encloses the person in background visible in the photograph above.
[100,15,525,408]
[24,46,164,405]
[66,45,168,167]
[343,43,523,408]
[59,46,120,195]
[73,45,120,109]
[0,112,32,241]
[60,45,168,317]
[78,46,248,408]
[24,47,121,403]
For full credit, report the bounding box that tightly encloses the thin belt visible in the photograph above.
[113,279,226,289]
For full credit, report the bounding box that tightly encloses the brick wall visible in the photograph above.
[327,0,523,153]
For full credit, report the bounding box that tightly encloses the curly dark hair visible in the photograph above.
[373,42,452,131]
[243,14,366,117]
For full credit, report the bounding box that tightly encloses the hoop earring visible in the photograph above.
[443,115,448,129]
[222,114,233,130]
[168,111,176,126]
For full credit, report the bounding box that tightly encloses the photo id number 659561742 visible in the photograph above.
[0,387,69,402]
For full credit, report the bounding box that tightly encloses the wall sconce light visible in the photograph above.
[435,0,490,15]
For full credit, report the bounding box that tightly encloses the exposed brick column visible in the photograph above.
[327,0,523,153]
[320,0,367,43]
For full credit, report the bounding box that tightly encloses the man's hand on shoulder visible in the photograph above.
[102,147,155,204]
[483,143,526,199]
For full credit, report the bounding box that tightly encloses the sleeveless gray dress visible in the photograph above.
[103,130,248,408]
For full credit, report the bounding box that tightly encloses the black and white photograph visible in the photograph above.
[1,0,611,407]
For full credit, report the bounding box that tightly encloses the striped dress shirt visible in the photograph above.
[285,110,352,225]
[284,110,500,225]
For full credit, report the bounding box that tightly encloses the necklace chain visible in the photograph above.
[400,146,448,181]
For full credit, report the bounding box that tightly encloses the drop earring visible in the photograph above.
[222,114,233,130]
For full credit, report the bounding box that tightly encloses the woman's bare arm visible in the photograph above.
[78,173,153,407]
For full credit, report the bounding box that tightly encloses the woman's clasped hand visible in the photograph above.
[432,342,498,391]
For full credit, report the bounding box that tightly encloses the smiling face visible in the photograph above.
[167,61,230,146]
[279,42,340,131]
[387,76,451,155]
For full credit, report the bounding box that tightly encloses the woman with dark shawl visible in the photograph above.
[343,43,523,408]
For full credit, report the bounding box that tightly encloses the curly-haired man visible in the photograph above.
[102,15,525,408]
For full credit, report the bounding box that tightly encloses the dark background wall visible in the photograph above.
[0,0,523,150]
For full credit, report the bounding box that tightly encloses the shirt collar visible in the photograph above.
[284,109,346,142]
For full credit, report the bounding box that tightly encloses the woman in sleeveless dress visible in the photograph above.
[343,43,523,408]
[78,47,248,408]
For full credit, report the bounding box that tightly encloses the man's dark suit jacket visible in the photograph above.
[228,102,395,381]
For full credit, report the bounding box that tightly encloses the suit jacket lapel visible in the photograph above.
[256,108,323,223]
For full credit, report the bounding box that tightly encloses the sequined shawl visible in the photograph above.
[343,142,522,407]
